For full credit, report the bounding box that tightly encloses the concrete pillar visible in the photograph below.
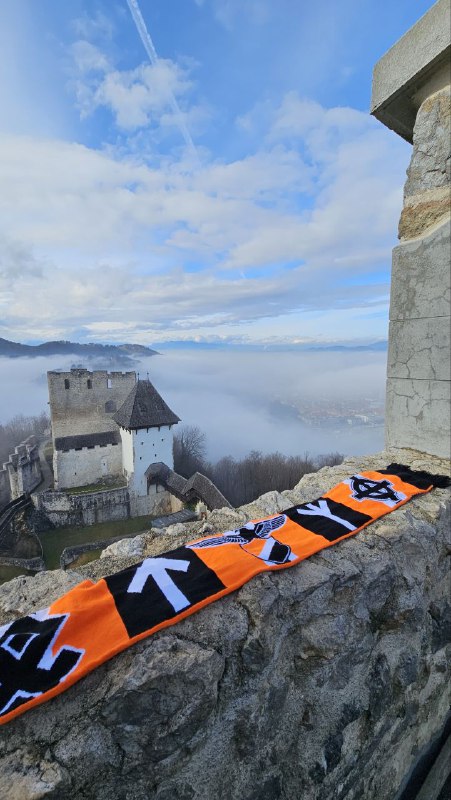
[371,0,450,458]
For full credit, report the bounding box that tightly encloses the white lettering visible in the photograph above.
[296,500,356,531]
[127,557,191,612]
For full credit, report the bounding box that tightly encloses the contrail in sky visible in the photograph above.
[126,0,199,160]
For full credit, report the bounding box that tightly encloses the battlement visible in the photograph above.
[0,435,43,504]
[48,368,136,440]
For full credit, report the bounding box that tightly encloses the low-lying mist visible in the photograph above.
[0,349,387,461]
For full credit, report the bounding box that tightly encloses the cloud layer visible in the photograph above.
[0,4,411,346]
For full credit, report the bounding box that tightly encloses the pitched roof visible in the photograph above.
[113,379,180,430]
[145,462,232,510]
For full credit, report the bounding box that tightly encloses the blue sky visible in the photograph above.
[0,0,434,347]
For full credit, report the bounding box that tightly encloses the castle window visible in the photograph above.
[107,378,112,389]
[64,379,70,390]
[87,379,92,389]
[105,400,116,413]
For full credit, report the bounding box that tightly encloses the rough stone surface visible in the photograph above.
[387,316,451,381]
[403,88,451,199]
[386,378,451,458]
[385,81,450,458]
[100,534,146,560]
[390,219,451,321]
[399,190,450,241]
[0,451,449,800]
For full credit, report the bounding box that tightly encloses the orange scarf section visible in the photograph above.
[0,464,448,726]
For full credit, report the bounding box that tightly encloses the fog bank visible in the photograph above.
[0,349,387,461]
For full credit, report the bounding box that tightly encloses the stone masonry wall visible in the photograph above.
[0,468,10,508]
[0,435,42,504]
[33,487,131,528]
[386,85,451,457]
[54,441,123,490]
[1,450,449,800]
[33,483,181,527]
[48,369,136,439]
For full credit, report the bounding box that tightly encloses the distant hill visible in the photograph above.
[0,338,159,366]
[153,339,388,352]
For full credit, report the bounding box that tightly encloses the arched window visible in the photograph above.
[105,400,116,413]
[64,379,70,390]
[107,378,112,389]
[87,379,92,389]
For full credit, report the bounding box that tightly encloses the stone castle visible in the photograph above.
[48,368,179,489]
[39,367,229,525]
[47,367,182,517]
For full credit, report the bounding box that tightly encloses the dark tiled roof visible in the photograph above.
[113,380,180,430]
[184,472,232,511]
[145,462,232,510]
[55,431,121,452]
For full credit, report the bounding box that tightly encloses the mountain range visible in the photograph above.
[0,338,158,366]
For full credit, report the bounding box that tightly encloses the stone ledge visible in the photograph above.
[371,0,450,141]
[0,451,449,800]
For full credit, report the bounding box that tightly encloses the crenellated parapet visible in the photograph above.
[0,435,43,505]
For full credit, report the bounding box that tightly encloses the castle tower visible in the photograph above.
[113,379,180,496]
[48,368,136,490]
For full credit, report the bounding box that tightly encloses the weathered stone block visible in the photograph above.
[387,316,451,381]
[403,87,451,199]
[390,218,451,321]
[370,0,450,142]
[385,378,451,457]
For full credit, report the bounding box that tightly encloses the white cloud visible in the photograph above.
[210,0,271,30]
[71,40,111,74]
[96,61,193,130]
[71,11,115,41]
[68,35,197,136]
[0,87,410,344]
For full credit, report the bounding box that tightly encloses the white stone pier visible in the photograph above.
[371,0,450,458]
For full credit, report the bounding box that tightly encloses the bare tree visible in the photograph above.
[173,423,344,506]
[173,425,207,477]
[0,411,50,466]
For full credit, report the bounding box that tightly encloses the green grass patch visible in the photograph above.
[39,514,153,570]
[0,565,36,586]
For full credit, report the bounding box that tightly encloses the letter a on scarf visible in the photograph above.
[0,464,448,726]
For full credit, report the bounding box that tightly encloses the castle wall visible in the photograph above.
[53,441,123,490]
[0,470,9,508]
[0,436,42,503]
[119,427,134,479]
[34,483,182,527]
[33,487,131,528]
[48,369,136,439]
[128,482,184,518]
[128,425,174,495]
